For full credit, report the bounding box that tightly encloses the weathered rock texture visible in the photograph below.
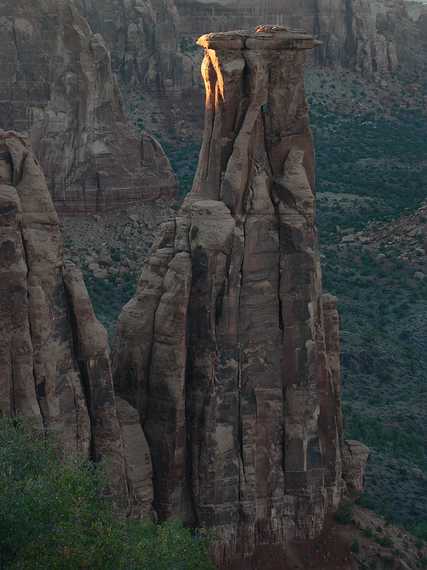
[0,0,176,214]
[176,0,404,73]
[0,131,152,516]
[114,27,361,565]
[75,0,427,138]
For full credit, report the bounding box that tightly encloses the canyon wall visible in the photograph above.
[113,27,364,566]
[77,0,427,137]
[0,131,153,516]
[0,0,176,214]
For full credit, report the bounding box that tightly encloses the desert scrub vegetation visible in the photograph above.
[84,272,137,337]
[0,419,214,570]
[323,246,427,533]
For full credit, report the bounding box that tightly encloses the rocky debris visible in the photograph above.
[0,130,151,516]
[350,506,427,570]
[340,202,427,269]
[0,0,177,214]
[62,203,176,280]
[113,27,364,566]
[342,441,370,495]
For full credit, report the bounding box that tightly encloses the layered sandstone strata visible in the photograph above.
[0,131,152,516]
[114,27,353,565]
[0,0,176,214]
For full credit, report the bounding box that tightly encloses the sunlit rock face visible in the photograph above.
[114,27,349,565]
[0,131,153,517]
[0,0,177,214]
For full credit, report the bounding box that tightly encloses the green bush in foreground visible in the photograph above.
[0,419,214,570]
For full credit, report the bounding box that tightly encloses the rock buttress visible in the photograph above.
[0,131,153,517]
[113,27,347,565]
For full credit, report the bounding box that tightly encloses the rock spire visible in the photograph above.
[114,26,350,565]
[0,131,152,516]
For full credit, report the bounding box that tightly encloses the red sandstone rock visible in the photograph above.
[0,0,177,214]
[113,27,363,566]
[76,0,427,139]
[0,131,152,516]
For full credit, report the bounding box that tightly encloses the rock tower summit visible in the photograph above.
[197,25,321,51]
[114,26,351,566]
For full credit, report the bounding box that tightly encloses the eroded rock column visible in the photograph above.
[0,131,152,518]
[114,26,345,564]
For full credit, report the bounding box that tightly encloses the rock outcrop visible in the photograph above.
[75,0,427,138]
[0,0,176,214]
[113,27,358,565]
[176,0,399,73]
[0,130,152,516]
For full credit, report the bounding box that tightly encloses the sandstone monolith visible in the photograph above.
[114,27,360,565]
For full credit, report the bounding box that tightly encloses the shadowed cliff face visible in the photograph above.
[113,27,365,566]
[0,131,153,517]
[0,0,177,214]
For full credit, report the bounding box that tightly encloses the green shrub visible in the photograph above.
[374,535,393,548]
[362,528,374,539]
[335,501,354,524]
[351,540,360,554]
[0,418,214,570]
[412,522,427,543]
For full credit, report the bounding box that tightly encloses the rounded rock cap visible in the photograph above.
[197,25,321,51]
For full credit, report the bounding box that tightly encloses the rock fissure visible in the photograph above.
[65,284,96,461]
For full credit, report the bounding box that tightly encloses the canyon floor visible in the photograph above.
[62,68,427,553]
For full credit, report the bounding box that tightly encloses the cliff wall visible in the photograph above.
[0,0,177,214]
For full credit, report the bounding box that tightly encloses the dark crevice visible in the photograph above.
[262,108,288,485]
[19,216,47,431]
[9,351,17,417]
[184,346,199,528]
[95,171,102,213]
[64,283,96,462]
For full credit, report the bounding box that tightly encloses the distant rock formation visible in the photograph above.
[0,130,152,516]
[76,0,427,138]
[0,0,177,214]
[113,27,365,566]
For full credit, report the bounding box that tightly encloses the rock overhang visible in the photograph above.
[197,25,322,51]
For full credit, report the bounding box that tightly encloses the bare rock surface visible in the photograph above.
[0,0,177,214]
[344,202,427,271]
[0,130,152,516]
[113,27,363,565]
[75,0,427,139]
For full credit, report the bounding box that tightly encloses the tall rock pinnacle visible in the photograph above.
[0,131,153,517]
[114,26,350,565]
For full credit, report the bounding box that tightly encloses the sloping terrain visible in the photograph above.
[310,71,427,539]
